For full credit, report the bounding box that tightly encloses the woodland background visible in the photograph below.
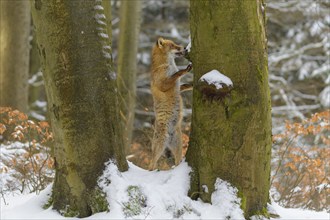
[0,0,329,214]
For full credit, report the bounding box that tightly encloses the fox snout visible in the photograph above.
[175,47,187,57]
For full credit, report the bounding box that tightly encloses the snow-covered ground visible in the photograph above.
[1,161,329,219]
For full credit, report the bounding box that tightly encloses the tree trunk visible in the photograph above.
[117,0,141,153]
[28,26,44,109]
[31,0,128,217]
[186,0,271,218]
[0,0,30,112]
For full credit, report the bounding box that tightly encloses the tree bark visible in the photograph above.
[117,0,141,153]
[0,0,30,112]
[186,0,271,218]
[31,0,128,217]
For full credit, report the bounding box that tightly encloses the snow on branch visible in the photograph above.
[269,42,324,67]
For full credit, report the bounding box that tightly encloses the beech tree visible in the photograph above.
[117,0,142,153]
[186,0,272,218]
[0,0,30,112]
[31,0,127,217]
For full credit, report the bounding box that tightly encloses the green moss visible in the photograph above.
[56,188,109,217]
[166,204,193,218]
[237,190,247,212]
[61,206,79,217]
[256,66,264,83]
[43,193,53,209]
[122,185,147,217]
[88,188,109,214]
[251,207,270,219]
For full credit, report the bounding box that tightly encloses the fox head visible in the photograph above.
[154,37,187,58]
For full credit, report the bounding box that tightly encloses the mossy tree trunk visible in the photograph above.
[186,0,271,218]
[31,0,128,217]
[117,0,141,153]
[0,0,30,112]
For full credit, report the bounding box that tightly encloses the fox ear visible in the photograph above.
[157,38,164,48]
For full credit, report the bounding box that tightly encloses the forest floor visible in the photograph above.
[1,161,329,220]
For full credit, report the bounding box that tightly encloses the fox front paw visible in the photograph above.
[186,63,193,72]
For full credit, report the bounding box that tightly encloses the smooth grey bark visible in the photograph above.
[0,0,30,112]
[28,27,43,108]
[186,0,271,218]
[31,0,127,217]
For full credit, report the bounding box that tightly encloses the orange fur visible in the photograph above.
[149,38,192,170]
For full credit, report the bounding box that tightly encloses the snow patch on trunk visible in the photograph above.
[199,70,233,89]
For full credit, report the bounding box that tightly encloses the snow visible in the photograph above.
[1,161,329,220]
[316,183,330,193]
[94,13,106,20]
[202,184,208,193]
[103,45,111,50]
[199,70,233,89]
[30,111,46,121]
[94,10,107,26]
[169,24,181,39]
[94,5,104,10]
[209,178,244,219]
[34,100,47,108]
[137,52,150,65]
[185,36,191,52]
[185,41,191,53]
[98,161,195,219]
[95,19,106,26]
[0,185,60,220]
[270,203,329,220]
[98,33,109,39]
[28,71,43,85]
[102,51,111,59]
[319,86,330,108]
[107,71,116,80]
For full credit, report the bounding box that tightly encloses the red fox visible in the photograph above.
[149,37,192,170]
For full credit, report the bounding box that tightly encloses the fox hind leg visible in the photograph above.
[149,123,168,170]
[168,127,183,167]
